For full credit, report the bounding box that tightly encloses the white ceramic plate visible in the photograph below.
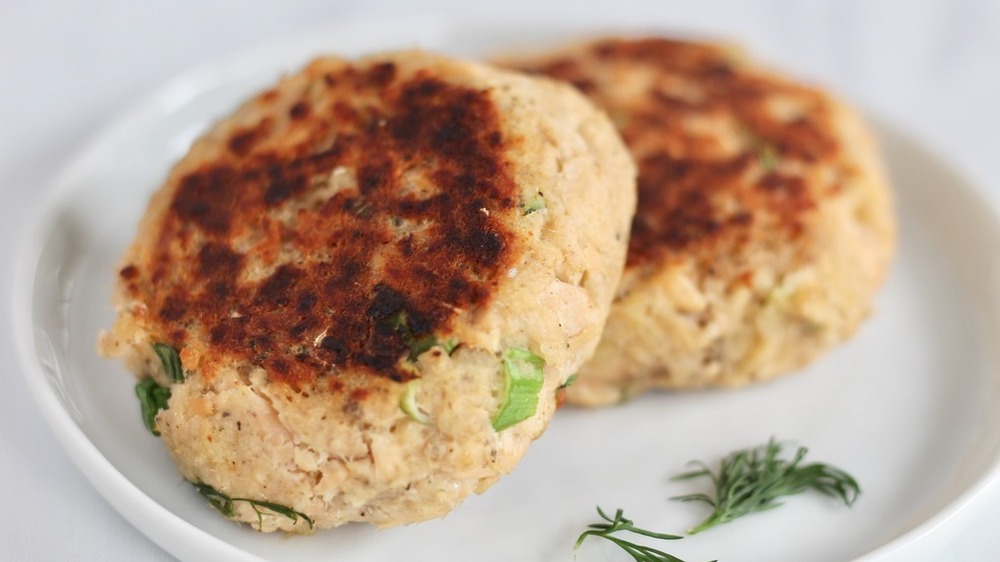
[14,14,1000,562]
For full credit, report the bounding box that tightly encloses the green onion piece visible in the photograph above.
[399,379,431,424]
[439,338,459,355]
[387,310,460,361]
[736,124,780,171]
[618,386,633,404]
[397,361,420,379]
[406,335,459,361]
[387,310,409,332]
[408,335,438,361]
[758,144,778,171]
[492,347,545,431]
[558,373,578,391]
[152,342,184,382]
[521,192,546,215]
[135,377,171,436]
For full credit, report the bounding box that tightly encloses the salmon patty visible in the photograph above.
[503,37,895,404]
[99,50,636,530]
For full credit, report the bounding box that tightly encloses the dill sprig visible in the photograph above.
[574,506,703,562]
[193,482,314,531]
[671,438,860,534]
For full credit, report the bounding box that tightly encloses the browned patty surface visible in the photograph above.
[503,37,894,400]
[514,37,836,270]
[121,61,524,389]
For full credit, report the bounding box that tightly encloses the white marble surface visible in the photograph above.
[2,1,998,560]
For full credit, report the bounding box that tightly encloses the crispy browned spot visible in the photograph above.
[513,37,838,267]
[130,59,520,387]
[227,118,274,157]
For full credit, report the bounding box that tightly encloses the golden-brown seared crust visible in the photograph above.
[120,58,521,387]
[511,37,838,269]
[503,37,895,401]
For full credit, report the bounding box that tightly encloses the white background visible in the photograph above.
[2,1,999,560]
